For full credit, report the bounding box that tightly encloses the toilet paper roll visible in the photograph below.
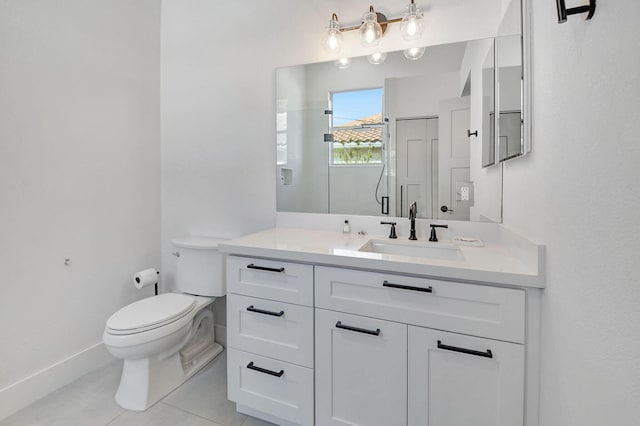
[133,268,158,289]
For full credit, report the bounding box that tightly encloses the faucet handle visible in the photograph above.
[428,224,449,242]
[380,221,398,239]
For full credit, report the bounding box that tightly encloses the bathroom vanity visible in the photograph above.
[220,225,544,426]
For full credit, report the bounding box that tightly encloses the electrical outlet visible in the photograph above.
[461,186,469,201]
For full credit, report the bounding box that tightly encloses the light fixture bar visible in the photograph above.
[340,18,402,32]
[340,14,402,33]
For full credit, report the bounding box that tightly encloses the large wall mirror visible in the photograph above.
[276,3,528,222]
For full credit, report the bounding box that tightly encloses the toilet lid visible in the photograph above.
[106,293,195,334]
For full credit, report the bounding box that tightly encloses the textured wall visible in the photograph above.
[0,0,160,416]
[503,1,640,424]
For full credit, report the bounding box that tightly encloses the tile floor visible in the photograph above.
[0,351,275,426]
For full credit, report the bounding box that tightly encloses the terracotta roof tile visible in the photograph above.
[334,113,383,143]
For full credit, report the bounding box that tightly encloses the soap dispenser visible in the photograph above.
[343,220,351,235]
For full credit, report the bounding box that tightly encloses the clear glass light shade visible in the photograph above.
[334,57,352,69]
[367,52,388,65]
[403,46,426,60]
[359,12,383,47]
[400,3,424,41]
[323,16,343,53]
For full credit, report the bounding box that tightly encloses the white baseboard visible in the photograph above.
[215,324,227,348]
[0,343,114,421]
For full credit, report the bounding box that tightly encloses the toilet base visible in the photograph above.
[115,341,223,411]
[114,341,223,411]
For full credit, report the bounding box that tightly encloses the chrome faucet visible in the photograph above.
[408,201,417,240]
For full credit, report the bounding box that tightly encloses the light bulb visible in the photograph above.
[359,10,383,47]
[400,1,424,41]
[328,33,340,50]
[403,46,426,60]
[406,19,417,36]
[334,57,352,69]
[323,14,343,53]
[367,52,388,65]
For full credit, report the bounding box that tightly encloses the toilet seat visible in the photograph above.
[106,293,195,335]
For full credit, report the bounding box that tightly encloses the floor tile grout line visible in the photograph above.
[104,409,127,426]
[159,401,229,425]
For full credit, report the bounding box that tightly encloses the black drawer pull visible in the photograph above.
[246,362,285,377]
[383,280,433,293]
[335,321,380,336]
[246,305,285,317]
[247,263,285,273]
[437,340,493,359]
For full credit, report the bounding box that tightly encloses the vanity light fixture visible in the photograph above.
[400,0,424,40]
[403,46,426,60]
[323,13,343,53]
[334,57,352,69]
[324,2,426,56]
[367,52,388,65]
[360,6,384,47]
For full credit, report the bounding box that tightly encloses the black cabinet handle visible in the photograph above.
[247,263,285,273]
[437,340,493,359]
[383,280,433,293]
[335,321,380,336]
[246,305,285,317]
[246,362,284,377]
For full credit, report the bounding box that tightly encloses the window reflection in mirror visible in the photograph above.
[330,88,384,165]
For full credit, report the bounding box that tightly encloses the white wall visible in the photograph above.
[0,0,160,418]
[276,66,310,213]
[503,1,640,425]
[329,166,385,216]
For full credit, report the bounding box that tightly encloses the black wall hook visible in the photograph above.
[556,0,596,23]
[467,129,478,137]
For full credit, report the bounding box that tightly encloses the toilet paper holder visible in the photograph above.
[134,270,160,296]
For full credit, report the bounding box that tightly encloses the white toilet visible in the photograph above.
[103,236,226,411]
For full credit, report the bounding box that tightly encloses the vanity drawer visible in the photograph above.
[315,266,525,343]
[227,256,314,306]
[228,348,314,426]
[227,293,314,368]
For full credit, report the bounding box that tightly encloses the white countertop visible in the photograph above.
[218,228,545,288]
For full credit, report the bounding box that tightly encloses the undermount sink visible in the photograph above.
[358,239,465,261]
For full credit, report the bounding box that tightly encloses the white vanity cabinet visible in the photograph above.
[315,309,408,426]
[314,266,527,426]
[226,256,315,426]
[225,253,536,426]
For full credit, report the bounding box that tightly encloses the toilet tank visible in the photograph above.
[171,236,227,297]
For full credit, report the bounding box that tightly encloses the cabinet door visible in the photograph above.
[408,326,524,426]
[315,309,407,426]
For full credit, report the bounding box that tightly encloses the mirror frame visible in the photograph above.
[522,0,532,155]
